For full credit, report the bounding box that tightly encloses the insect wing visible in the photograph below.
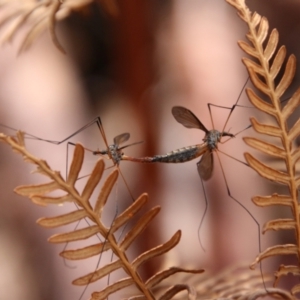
[197,150,213,181]
[113,133,130,146]
[172,106,209,133]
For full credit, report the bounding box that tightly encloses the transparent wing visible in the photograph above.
[172,106,209,133]
[119,140,144,150]
[114,133,130,146]
[197,150,213,181]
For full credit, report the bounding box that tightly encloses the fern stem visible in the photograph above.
[0,134,155,299]
[240,4,300,262]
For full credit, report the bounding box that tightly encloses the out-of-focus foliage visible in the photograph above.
[0,0,118,53]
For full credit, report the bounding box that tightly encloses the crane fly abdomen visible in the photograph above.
[122,144,207,163]
[151,144,207,163]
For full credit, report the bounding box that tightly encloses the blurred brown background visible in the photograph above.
[0,1,299,299]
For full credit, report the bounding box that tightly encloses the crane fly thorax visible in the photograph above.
[92,145,122,165]
[204,130,221,150]
[203,130,234,151]
[108,144,123,165]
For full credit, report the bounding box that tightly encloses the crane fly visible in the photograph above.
[119,106,235,181]
[0,117,142,191]
[93,131,143,168]
[0,117,143,300]
[0,117,143,204]
[108,95,259,257]
[68,119,144,300]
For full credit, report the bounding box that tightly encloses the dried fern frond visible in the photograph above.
[0,131,203,300]
[0,0,118,53]
[151,263,293,300]
[226,0,300,295]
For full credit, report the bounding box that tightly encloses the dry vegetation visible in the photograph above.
[0,0,300,299]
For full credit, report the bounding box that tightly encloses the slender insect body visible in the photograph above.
[122,144,207,163]
[152,144,206,163]
[0,93,264,297]
[142,130,235,163]
[120,107,235,182]
[99,104,261,271]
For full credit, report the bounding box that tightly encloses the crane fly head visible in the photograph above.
[93,132,143,165]
[221,131,235,138]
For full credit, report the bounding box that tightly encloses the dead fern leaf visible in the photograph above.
[0,131,203,299]
[226,0,300,295]
[150,263,293,300]
[0,0,118,53]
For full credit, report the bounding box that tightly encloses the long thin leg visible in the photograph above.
[2,117,137,296]
[217,149,249,167]
[0,116,103,145]
[77,180,134,300]
[208,94,291,129]
[198,176,208,252]
[208,101,255,139]
[208,77,250,132]
[197,151,248,252]
[208,81,291,140]
[1,117,136,202]
[69,120,137,298]
[77,222,116,300]
[90,117,137,203]
[10,116,135,268]
[62,141,104,268]
[214,150,267,291]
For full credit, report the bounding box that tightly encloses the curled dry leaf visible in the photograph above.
[226,0,300,295]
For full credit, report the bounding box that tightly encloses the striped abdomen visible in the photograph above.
[122,144,207,163]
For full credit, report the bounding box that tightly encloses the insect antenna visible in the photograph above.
[232,124,252,137]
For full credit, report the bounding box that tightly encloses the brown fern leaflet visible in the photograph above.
[0,131,203,300]
[227,0,300,295]
[171,263,294,300]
